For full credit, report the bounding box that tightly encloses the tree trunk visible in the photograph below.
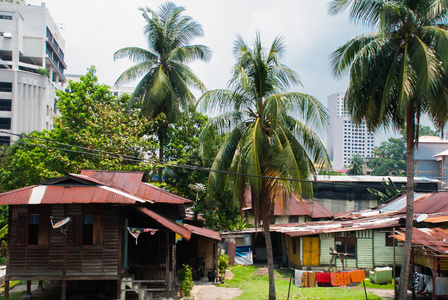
[397,106,415,300]
[158,133,164,183]
[263,221,276,300]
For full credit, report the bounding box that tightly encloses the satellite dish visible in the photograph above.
[416,214,428,222]
[51,217,71,229]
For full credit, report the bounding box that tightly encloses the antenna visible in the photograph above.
[50,216,71,234]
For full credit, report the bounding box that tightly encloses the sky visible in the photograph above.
[26,0,400,143]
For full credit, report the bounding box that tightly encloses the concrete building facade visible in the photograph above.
[327,92,375,170]
[0,2,65,144]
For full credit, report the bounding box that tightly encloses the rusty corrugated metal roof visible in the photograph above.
[184,224,221,241]
[136,182,193,204]
[244,192,333,218]
[136,207,191,240]
[80,170,193,204]
[0,184,149,205]
[397,192,448,214]
[391,228,448,254]
[80,170,144,194]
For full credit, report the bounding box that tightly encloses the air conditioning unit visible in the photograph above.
[3,32,12,38]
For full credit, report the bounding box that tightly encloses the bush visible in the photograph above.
[218,254,229,275]
[177,264,194,296]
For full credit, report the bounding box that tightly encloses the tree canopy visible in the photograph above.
[0,67,153,192]
[198,33,330,299]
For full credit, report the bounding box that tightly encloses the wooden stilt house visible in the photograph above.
[0,171,221,300]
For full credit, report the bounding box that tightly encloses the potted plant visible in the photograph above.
[218,254,229,283]
[177,264,194,298]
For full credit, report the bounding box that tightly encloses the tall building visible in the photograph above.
[0,2,66,144]
[327,92,375,170]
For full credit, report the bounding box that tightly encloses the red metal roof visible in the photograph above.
[80,170,144,194]
[397,192,448,214]
[81,170,193,204]
[136,182,193,204]
[136,207,191,241]
[244,192,332,218]
[0,184,149,205]
[390,228,448,255]
[184,224,221,241]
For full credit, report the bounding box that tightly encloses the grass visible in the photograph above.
[219,265,384,300]
[0,281,26,300]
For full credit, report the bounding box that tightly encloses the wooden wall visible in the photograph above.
[7,204,123,281]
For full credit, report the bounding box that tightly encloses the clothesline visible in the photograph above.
[294,269,365,288]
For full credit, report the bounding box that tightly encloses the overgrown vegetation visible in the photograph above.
[177,264,194,297]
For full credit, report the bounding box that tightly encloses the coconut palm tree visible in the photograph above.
[346,154,365,175]
[328,1,448,298]
[197,33,330,300]
[114,2,211,182]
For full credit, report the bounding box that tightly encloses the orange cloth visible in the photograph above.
[350,270,365,283]
[331,272,350,286]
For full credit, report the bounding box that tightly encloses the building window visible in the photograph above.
[0,15,13,20]
[16,206,50,246]
[0,82,12,92]
[385,234,394,247]
[0,136,10,145]
[0,118,11,129]
[0,99,11,111]
[73,204,103,246]
[335,237,356,258]
[289,216,299,223]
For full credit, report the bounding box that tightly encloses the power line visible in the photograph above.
[0,130,435,192]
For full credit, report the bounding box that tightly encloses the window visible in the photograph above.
[16,206,50,246]
[73,204,103,246]
[0,136,10,145]
[0,82,12,92]
[385,234,394,247]
[0,118,11,129]
[335,237,356,258]
[0,15,13,20]
[0,99,11,111]
[289,216,299,223]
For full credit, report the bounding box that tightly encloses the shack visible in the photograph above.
[0,171,220,300]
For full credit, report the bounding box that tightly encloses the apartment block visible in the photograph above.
[327,92,375,170]
[0,2,65,144]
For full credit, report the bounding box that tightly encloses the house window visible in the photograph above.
[289,216,299,223]
[385,234,394,247]
[335,237,356,258]
[73,204,103,246]
[16,206,50,246]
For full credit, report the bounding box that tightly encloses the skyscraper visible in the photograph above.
[0,2,66,144]
[327,92,375,170]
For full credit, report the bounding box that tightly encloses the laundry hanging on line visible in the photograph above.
[127,227,159,244]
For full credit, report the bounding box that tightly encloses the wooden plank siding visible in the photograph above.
[356,230,373,269]
[6,204,123,281]
[319,234,334,265]
[373,231,403,267]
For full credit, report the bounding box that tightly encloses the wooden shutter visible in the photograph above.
[72,215,82,246]
[93,214,103,246]
[38,213,50,246]
[17,214,28,246]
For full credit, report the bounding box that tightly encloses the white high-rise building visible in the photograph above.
[327,92,375,170]
[0,2,66,144]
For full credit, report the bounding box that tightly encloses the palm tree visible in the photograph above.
[328,1,448,298]
[114,2,212,182]
[346,154,364,175]
[197,33,330,300]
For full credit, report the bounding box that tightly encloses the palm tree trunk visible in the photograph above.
[263,220,276,300]
[397,107,415,300]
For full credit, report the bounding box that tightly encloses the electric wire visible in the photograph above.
[0,130,437,192]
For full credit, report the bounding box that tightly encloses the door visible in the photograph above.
[302,237,319,266]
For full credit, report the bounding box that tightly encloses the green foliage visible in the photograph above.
[37,68,49,77]
[367,177,403,203]
[218,254,230,275]
[177,264,194,296]
[346,154,365,175]
[0,67,154,192]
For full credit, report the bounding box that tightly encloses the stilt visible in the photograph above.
[25,280,32,298]
[38,280,44,291]
[61,280,67,300]
[116,279,121,300]
[4,280,9,300]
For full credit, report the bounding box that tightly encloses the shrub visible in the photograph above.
[177,264,194,296]
[218,254,229,275]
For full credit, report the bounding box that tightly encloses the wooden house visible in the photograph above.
[0,171,221,300]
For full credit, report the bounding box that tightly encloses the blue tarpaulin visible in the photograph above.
[235,246,253,265]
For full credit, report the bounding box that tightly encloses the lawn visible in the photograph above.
[220,265,385,300]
